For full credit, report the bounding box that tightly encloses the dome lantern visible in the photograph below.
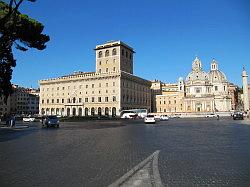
[211,59,218,71]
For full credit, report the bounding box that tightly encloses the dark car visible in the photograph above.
[232,112,244,120]
[42,115,59,127]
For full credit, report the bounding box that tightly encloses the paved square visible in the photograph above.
[0,118,250,186]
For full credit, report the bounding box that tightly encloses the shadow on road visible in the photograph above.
[0,126,38,142]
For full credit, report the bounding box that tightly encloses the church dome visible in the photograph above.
[208,59,227,83]
[186,71,208,82]
[208,70,227,83]
[185,57,208,82]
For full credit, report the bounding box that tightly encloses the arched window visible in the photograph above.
[98,51,102,58]
[112,48,117,55]
[105,50,109,57]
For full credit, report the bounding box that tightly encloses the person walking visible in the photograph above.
[10,115,16,127]
[217,114,220,120]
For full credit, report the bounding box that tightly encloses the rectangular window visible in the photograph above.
[52,99,54,103]
[62,99,64,103]
[98,97,101,102]
[85,98,88,102]
[106,83,108,87]
[113,82,115,86]
[92,97,95,102]
[47,99,49,103]
[113,96,116,102]
[215,86,218,91]
[62,87,65,90]
[105,97,108,102]
[57,99,59,103]
[79,98,82,103]
[42,99,44,104]
[86,85,88,88]
[99,83,101,87]
[92,84,94,88]
[57,87,59,90]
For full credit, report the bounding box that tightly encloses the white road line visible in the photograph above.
[108,150,163,187]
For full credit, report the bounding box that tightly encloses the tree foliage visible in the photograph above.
[0,0,49,103]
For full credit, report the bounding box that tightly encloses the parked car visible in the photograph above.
[23,117,36,122]
[121,112,138,119]
[160,115,169,121]
[206,113,216,118]
[42,115,60,127]
[232,112,244,120]
[144,115,156,124]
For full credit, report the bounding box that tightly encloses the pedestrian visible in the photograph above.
[217,114,220,120]
[6,115,10,126]
[10,114,15,127]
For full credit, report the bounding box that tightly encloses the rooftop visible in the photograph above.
[95,40,135,52]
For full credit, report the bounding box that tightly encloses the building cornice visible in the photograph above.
[39,71,121,85]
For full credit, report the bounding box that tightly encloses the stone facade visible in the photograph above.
[0,85,39,116]
[39,41,151,116]
[153,57,234,114]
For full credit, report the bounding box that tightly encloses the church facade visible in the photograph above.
[152,57,234,114]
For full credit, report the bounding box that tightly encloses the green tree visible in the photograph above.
[0,0,49,103]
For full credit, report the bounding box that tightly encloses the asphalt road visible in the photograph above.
[0,118,250,187]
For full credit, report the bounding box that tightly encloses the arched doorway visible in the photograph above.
[78,108,82,116]
[91,107,95,116]
[51,108,55,115]
[112,107,116,117]
[46,108,49,115]
[72,108,76,116]
[98,107,102,116]
[196,103,202,112]
[85,108,89,116]
[56,108,59,115]
[67,108,70,116]
[105,107,109,116]
[61,108,65,116]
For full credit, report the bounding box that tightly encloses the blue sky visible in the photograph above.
[10,0,250,88]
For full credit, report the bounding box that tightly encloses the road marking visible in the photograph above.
[108,150,163,187]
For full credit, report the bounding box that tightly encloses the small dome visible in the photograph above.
[178,77,183,82]
[186,70,208,82]
[208,70,227,83]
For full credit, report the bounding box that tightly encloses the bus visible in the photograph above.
[120,109,148,119]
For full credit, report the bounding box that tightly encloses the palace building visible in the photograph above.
[152,57,236,114]
[39,41,151,116]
